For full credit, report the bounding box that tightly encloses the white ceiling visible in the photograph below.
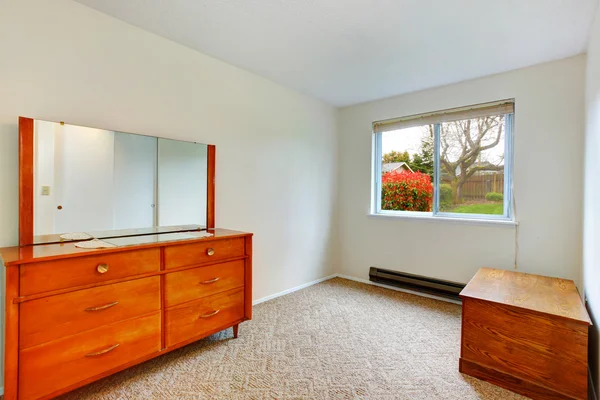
[74,0,598,107]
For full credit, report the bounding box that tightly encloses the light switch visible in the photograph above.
[41,186,51,196]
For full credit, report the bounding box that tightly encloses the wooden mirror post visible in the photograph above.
[19,116,34,246]
[207,144,215,229]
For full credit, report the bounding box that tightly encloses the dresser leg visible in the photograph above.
[233,324,239,338]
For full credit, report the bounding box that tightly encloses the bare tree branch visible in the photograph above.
[439,115,505,203]
[464,164,503,181]
[480,119,503,152]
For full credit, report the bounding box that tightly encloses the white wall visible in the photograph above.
[113,132,157,230]
[53,124,116,233]
[585,3,600,396]
[157,139,207,227]
[33,120,56,235]
[0,0,338,386]
[338,56,585,287]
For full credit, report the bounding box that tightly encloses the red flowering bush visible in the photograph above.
[381,171,433,211]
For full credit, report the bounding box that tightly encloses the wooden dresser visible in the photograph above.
[459,267,591,400]
[0,229,252,400]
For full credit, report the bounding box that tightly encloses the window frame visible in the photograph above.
[372,110,514,222]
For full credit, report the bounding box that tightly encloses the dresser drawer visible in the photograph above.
[20,276,161,349]
[166,287,244,347]
[20,248,160,295]
[164,238,245,269]
[19,311,161,400]
[165,260,244,307]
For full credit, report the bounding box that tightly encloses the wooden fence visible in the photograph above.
[442,173,504,200]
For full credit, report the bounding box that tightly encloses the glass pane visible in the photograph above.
[380,126,434,212]
[439,115,506,215]
[32,119,209,244]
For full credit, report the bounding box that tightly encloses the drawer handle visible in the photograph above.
[199,309,220,319]
[85,343,120,357]
[84,301,119,312]
[97,263,109,274]
[200,277,220,284]
[206,248,215,256]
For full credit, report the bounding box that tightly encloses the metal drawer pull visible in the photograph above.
[199,310,220,318]
[84,301,119,312]
[206,248,215,256]
[200,277,220,284]
[85,343,120,357]
[97,263,109,274]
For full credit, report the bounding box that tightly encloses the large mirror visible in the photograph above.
[22,118,214,245]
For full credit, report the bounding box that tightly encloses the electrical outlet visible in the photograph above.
[41,186,51,196]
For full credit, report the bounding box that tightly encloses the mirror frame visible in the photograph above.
[18,116,216,246]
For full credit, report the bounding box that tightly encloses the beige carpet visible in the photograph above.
[60,278,526,400]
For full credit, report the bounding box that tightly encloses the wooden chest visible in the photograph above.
[0,229,253,400]
[459,267,591,400]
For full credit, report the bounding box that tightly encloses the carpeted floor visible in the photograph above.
[59,278,526,399]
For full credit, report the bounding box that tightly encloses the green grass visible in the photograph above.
[450,202,504,215]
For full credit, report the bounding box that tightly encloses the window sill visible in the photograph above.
[367,212,518,228]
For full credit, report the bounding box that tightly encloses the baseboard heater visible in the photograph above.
[369,267,465,301]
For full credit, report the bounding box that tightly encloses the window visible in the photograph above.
[372,100,514,221]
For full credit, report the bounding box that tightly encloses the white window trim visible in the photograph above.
[371,111,515,223]
[367,212,518,227]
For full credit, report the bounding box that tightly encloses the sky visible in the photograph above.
[382,127,425,156]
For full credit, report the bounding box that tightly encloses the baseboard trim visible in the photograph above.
[336,274,462,305]
[251,273,462,307]
[252,274,337,306]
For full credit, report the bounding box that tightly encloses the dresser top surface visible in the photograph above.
[0,228,251,266]
[32,224,205,245]
[460,267,591,325]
